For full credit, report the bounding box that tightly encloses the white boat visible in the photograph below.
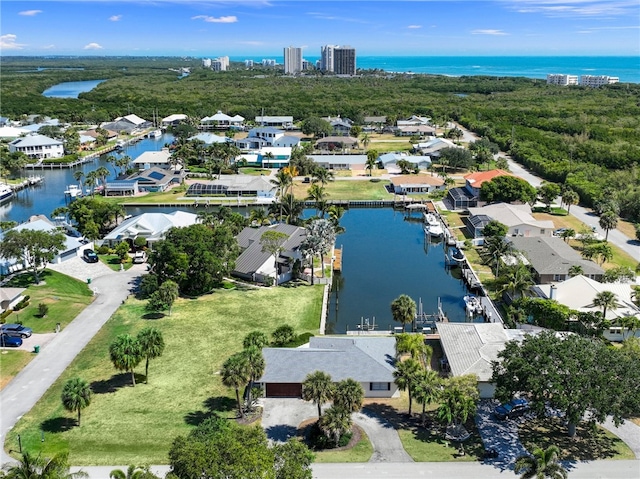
[424,213,440,226]
[463,295,482,315]
[0,183,14,204]
[427,224,444,237]
[64,185,83,198]
[148,129,162,139]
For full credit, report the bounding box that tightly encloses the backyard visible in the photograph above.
[5,284,324,465]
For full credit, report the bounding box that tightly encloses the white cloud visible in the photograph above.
[109,15,122,22]
[407,25,422,29]
[19,10,42,16]
[84,42,103,50]
[0,34,25,50]
[504,0,637,18]
[472,29,509,35]
[191,15,238,23]
[240,41,265,46]
[43,44,56,49]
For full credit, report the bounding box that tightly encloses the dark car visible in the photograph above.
[494,398,530,420]
[0,323,33,339]
[0,334,23,347]
[83,248,99,263]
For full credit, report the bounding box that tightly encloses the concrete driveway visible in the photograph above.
[475,399,528,469]
[260,398,413,463]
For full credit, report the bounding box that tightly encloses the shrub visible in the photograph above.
[134,236,147,249]
[0,309,13,323]
[272,324,295,346]
[307,421,352,450]
[139,274,159,299]
[97,245,111,255]
[13,296,30,311]
[37,302,49,318]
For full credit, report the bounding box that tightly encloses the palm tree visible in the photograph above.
[221,352,250,419]
[514,445,568,479]
[242,346,265,409]
[482,236,513,276]
[72,170,85,189]
[283,165,300,194]
[109,334,143,387]
[105,155,118,176]
[280,193,304,225]
[395,333,433,368]
[498,264,533,301]
[84,170,100,196]
[95,166,111,189]
[197,210,217,227]
[327,204,346,234]
[262,151,275,171]
[619,315,640,338]
[436,386,476,432]
[61,377,92,426]
[318,406,352,446]
[361,133,371,150]
[307,184,328,217]
[560,228,575,243]
[333,378,364,413]
[599,210,618,241]
[411,369,441,425]
[109,465,146,479]
[312,167,335,185]
[393,358,422,416]
[391,294,416,332]
[568,264,584,277]
[301,370,334,417]
[243,330,269,349]
[270,170,290,222]
[3,452,88,479]
[592,290,619,319]
[366,150,378,176]
[136,327,165,384]
[249,207,271,226]
[561,188,579,214]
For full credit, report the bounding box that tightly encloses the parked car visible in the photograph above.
[0,323,33,338]
[554,228,568,236]
[133,251,147,264]
[83,248,99,263]
[494,398,530,420]
[0,334,23,347]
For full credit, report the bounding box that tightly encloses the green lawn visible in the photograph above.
[5,284,324,465]
[99,255,134,272]
[2,271,94,334]
[238,167,270,176]
[313,427,374,463]
[0,350,33,390]
[292,179,392,201]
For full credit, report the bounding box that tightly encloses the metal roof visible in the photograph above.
[233,224,305,275]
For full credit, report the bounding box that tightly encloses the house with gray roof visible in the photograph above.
[255,115,294,129]
[186,175,276,198]
[232,223,306,285]
[126,166,182,193]
[101,114,151,133]
[437,323,531,398]
[9,134,64,160]
[466,203,554,240]
[259,336,399,398]
[507,236,604,283]
[308,154,367,171]
[132,149,174,171]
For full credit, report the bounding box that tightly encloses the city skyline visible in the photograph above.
[1,1,638,57]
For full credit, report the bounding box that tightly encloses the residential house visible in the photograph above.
[315,136,358,152]
[188,132,232,145]
[0,126,31,139]
[308,154,367,171]
[232,223,306,285]
[325,117,353,136]
[532,275,640,342]
[258,147,291,168]
[101,114,152,133]
[507,236,604,283]
[0,287,26,314]
[0,215,93,275]
[9,134,64,160]
[390,175,445,195]
[131,149,174,171]
[186,175,276,199]
[104,179,139,197]
[254,116,294,129]
[395,125,436,137]
[161,114,188,127]
[200,111,245,130]
[412,137,457,156]
[0,117,9,127]
[466,203,554,240]
[447,169,513,210]
[362,116,387,132]
[259,336,399,398]
[397,115,431,127]
[379,153,432,172]
[21,119,61,133]
[126,167,182,193]
[102,211,198,247]
[437,323,532,398]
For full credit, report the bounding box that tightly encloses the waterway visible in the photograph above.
[0,133,173,223]
[326,208,476,334]
[42,79,106,99]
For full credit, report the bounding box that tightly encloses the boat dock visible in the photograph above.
[10,176,44,192]
[333,247,343,272]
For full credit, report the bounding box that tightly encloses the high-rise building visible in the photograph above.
[334,46,356,76]
[244,60,254,68]
[546,74,578,86]
[211,56,229,71]
[202,58,212,68]
[283,46,303,74]
[320,45,338,72]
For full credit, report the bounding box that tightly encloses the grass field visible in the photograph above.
[5,284,324,465]
[0,350,33,389]
[2,271,94,334]
[313,427,373,463]
[292,179,392,201]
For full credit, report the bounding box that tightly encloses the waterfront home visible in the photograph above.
[507,236,604,283]
[315,136,358,152]
[200,111,245,130]
[127,166,182,193]
[132,149,174,171]
[466,203,554,240]
[259,336,399,398]
[188,132,231,145]
[447,169,514,210]
[161,114,188,127]
[102,211,198,247]
[254,115,294,129]
[0,215,93,275]
[104,179,139,197]
[21,119,61,133]
[390,174,445,195]
[9,134,64,160]
[532,275,640,342]
[437,323,532,399]
[101,114,152,133]
[186,175,276,199]
[379,152,432,172]
[232,223,306,285]
[308,154,367,171]
[258,147,291,168]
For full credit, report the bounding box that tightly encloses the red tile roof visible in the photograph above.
[464,169,513,188]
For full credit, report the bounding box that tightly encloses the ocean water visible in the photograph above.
[236,56,640,83]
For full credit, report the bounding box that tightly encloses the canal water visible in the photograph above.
[0,133,173,223]
[42,79,106,99]
[326,208,476,334]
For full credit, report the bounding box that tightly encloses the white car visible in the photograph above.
[133,251,147,264]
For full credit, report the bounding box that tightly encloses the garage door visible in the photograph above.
[266,383,302,397]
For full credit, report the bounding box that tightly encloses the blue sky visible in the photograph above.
[1,1,638,57]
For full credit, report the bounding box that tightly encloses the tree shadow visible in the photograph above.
[40,416,76,433]
[90,373,139,394]
[264,424,299,443]
[142,312,165,320]
[3,271,50,288]
[184,396,236,426]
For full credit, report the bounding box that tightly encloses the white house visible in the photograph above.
[254,116,294,129]
[467,203,554,239]
[9,134,64,160]
[379,153,432,172]
[102,211,198,247]
[200,111,245,130]
[161,114,188,126]
[390,175,445,195]
[258,147,291,168]
[186,175,276,199]
[132,149,174,171]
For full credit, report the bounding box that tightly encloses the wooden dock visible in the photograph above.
[333,247,343,272]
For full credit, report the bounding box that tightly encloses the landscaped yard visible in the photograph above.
[0,350,33,389]
[5,284,324,465]
[1,270,94,334]
[292,179,392,201]
[99,255,133,271]
[312,426,373,463]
